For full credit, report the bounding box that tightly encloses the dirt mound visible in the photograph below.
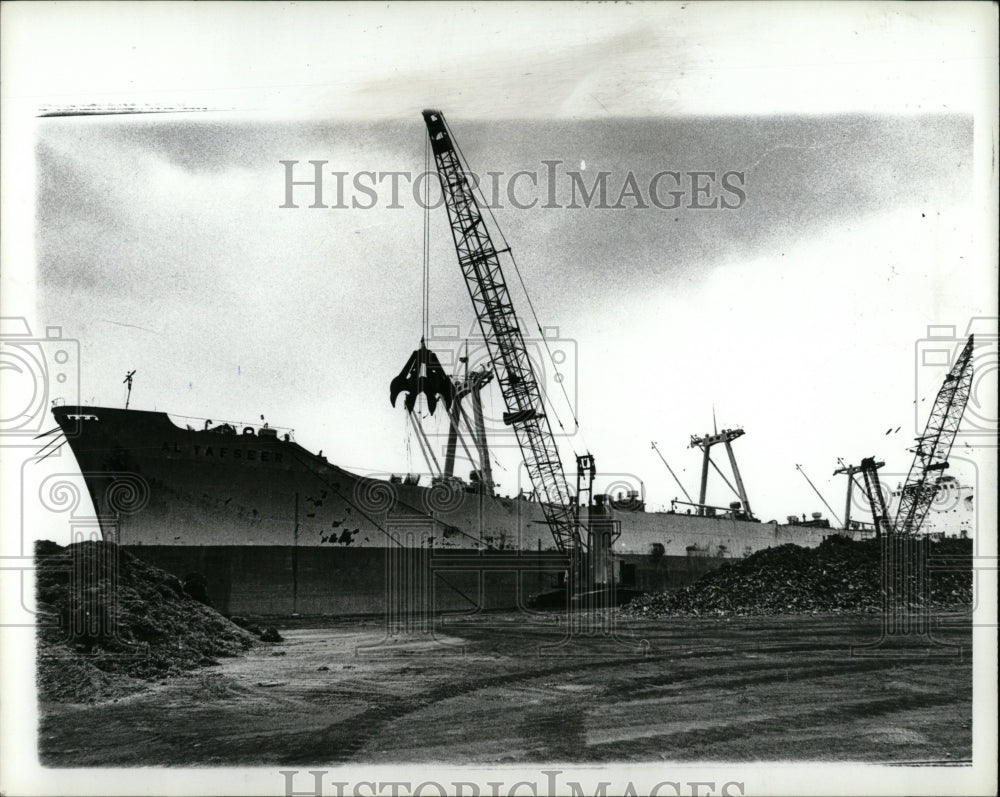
[230,615,284,642]
[622,535,973,618]
[35,540,261,702]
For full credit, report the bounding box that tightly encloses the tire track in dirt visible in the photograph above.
[297,630,966,763]
[604,655,964,700]
[347,653,963,762]
[280,652,653,763]
[580,691,965,761]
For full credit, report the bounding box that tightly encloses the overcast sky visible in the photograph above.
[4,2,997,528]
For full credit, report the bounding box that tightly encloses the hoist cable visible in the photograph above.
[446,123,587,460]
[422,135,431,342]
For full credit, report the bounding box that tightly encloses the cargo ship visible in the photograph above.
[44,110,850,615]
[49,403,838,616]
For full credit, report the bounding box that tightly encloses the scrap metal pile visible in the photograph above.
[35,540,272,702]
[622,535,973,618]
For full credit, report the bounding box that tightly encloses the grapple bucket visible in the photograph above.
[389,340,454,415]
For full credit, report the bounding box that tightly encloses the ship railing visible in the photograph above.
[166,412,295,442]
[670,498,755,520]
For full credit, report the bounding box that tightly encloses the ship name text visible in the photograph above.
[162,441,284,464]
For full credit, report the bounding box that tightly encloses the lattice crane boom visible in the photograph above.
[893,334,975,536]
[422,110,583,554]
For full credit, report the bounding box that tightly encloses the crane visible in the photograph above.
[421,110,584,557]
[893,334,975,535]
[856,334,974,537]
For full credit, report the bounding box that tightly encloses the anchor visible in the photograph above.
[389,338,454,415]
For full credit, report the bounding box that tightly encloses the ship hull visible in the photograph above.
[52,406,837,616]
[114,545,738,616]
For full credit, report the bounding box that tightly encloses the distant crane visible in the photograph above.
[856,333,974,537]
[893,334,975,535]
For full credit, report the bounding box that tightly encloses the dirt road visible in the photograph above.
[39,611,972,766]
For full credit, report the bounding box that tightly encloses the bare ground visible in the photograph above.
[38,611,972,766]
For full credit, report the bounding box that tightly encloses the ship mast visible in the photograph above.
[833,459,866,531]
[123,370,136,410]
[442,357,496,494]
[688,425,755,520]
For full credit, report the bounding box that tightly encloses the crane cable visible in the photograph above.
[445,119,588,461]
[405,136,434,468]
[423,134,431,342]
